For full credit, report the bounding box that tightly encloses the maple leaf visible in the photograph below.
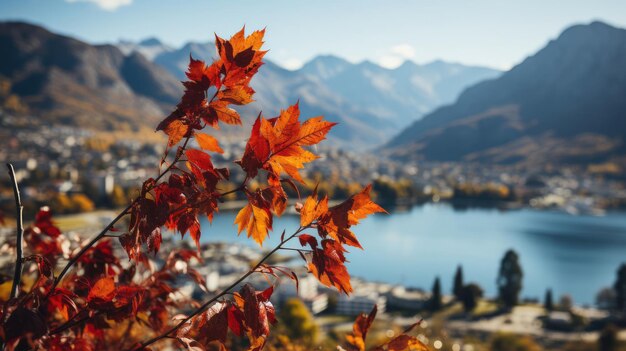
[234,202,273,246]
[34,206,61,238]
[346,305,377,351]
[87,277,115,306]
[307,239,352,294]
[299,189,329,227]
[191,301,229,345]
[260,177,288,216]
[195,132,224,154]
[318,184,386,249]
[238,103,335,182]
[47,288,78,321]
[228,284,276,350]
[162,119,189,147]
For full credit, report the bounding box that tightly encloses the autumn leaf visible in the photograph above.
[308,239,352,294]
[318,184,386,249]
[346,305,377,351]
[234,203,273,246]
[87,277,115,305]
[299,190,329,227]
[162,119,189,147]
[195,132,224,154]
[238,103,335,182]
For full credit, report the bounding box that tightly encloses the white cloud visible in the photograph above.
[379,55,404,69]
[390,44,416,59]
[378,43,416,69]
[282,58,304,70]
[66,0,132,11]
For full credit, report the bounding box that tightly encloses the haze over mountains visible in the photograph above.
[0,20,500,148]
[2,20,625,166]
[117,37,501,147]
[385,21,626,165]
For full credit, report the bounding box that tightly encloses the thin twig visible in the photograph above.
[7,164,24,299]
[51,136,193,291]
[279,247,312,253]
[130,227,306,351]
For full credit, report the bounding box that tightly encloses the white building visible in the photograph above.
[278,273,329,314]
[386,286,430,311]
[337,291,386,315]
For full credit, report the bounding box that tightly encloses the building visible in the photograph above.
[386,286,430,311]
[337,291,386,315]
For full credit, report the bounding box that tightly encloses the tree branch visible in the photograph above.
[7,163,24,299]
[130,226,306,351]
[51,136,193,291]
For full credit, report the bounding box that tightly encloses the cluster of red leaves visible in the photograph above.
[0,26,399,351]
[0,209,211,351]
[345,306,428,351]
[176,284,276,351]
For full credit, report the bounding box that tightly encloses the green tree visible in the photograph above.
[429,276,442,311]
[497,249,523,308]
[598,324,618,351]
[453,264,464,300]
[278,298,319,345]
[460,283,483,312]
[544,288,553,311]
[613,263,626,312]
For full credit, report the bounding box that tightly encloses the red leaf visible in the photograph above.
[87,277,116,304]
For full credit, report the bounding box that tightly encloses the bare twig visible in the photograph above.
[7,163,24,299]
[130,227,306,351]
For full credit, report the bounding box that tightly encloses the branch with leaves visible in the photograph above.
[0,27,425,351]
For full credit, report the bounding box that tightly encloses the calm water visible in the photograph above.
[199,204,626,305]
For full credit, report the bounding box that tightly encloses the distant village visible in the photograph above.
[1,108,625,220]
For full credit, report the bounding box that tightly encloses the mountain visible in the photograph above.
[151,42,394,147]
[118,37,173,60]
[301,57,500,129]
[299,54,352,80]
[385,21,626,165]
[149,42,499,146]
[154,41,217,79]
[0,22,181,131]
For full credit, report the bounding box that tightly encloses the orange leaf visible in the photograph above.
[300,192,328,227]
[234,203,272,246]
[218,85,254,105]
[195,132,224,154]
[298,116,336,146]
[318,184,386,249]
[309,239,352,294]
[87,277,115,303]
[210,100,242,125]
[346,305,377,351]
[163,119,189,147]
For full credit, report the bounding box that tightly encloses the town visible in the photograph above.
[1,108,625,221]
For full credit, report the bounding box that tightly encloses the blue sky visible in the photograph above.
[1,0,625,70]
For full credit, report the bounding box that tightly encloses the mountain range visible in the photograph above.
[116,37,500,147]
[3,20,623,165]
[0,21,500,148]
[385,21,626,165]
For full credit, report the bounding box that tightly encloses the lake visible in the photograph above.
[199,203,626,305]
